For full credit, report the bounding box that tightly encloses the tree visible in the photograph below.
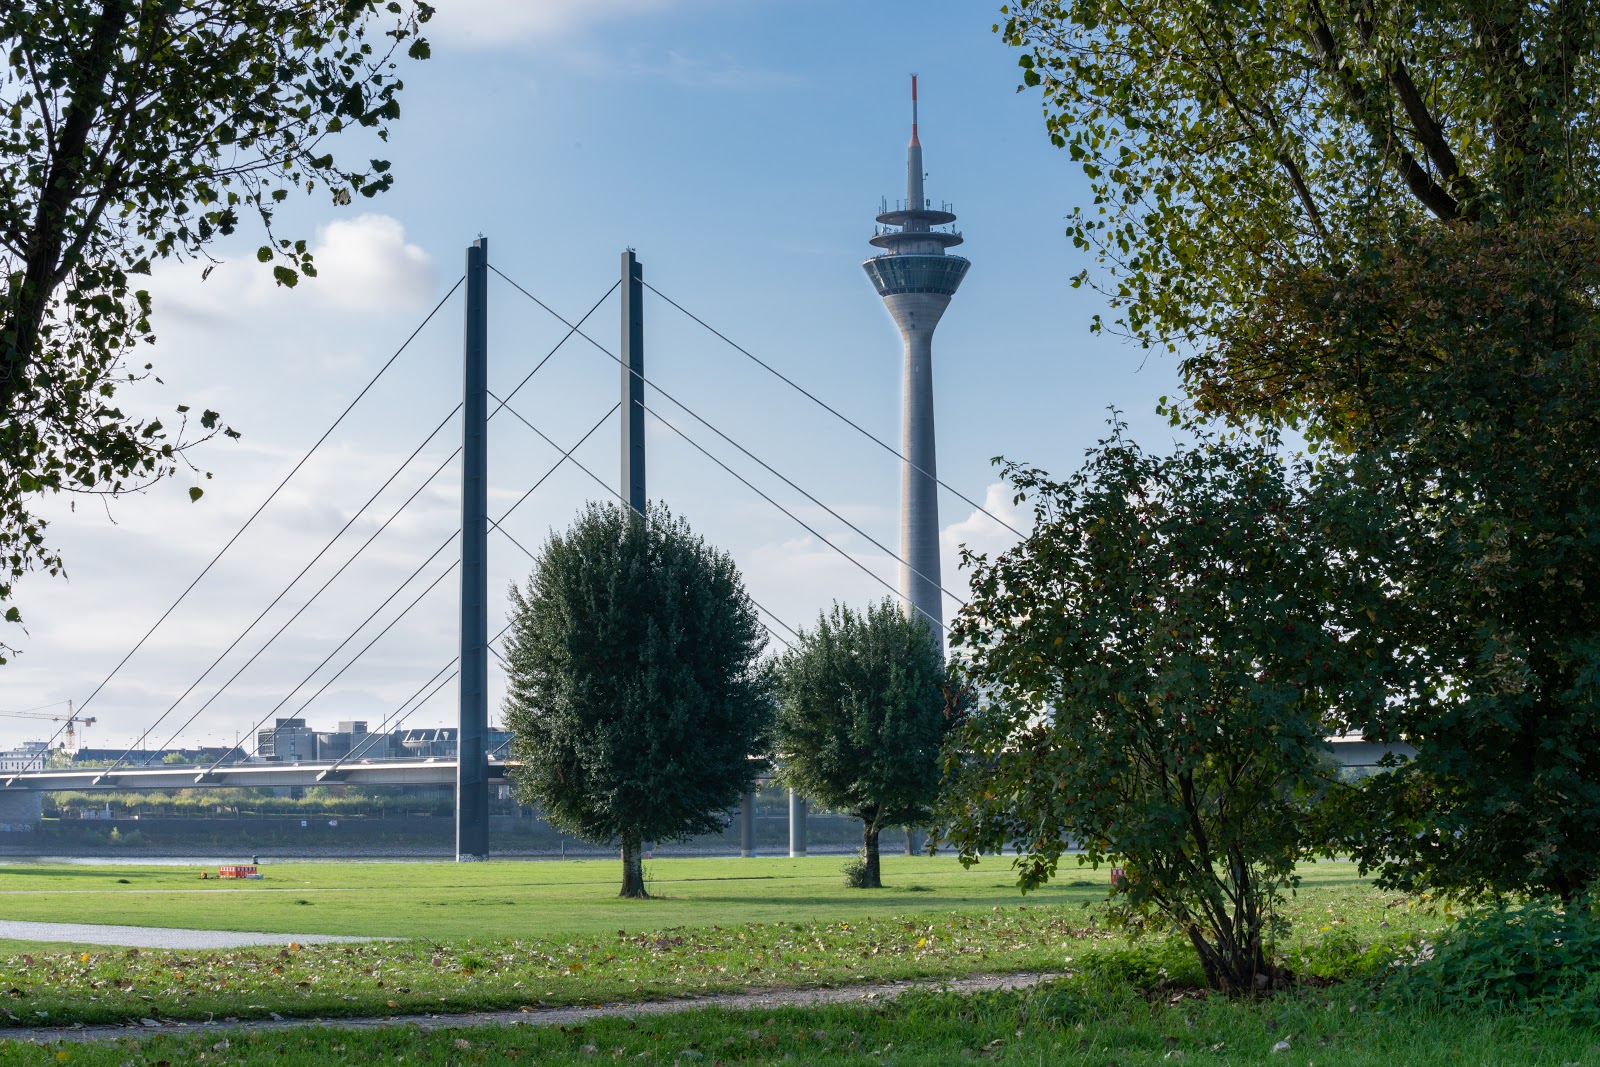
[1000,0,1600,902]
[774,599,955,889]
[1255,221,1600,902]
[941,424,1388,993]
[501,503,774,898]
[0,0,434,661]
[998,0,1598,415]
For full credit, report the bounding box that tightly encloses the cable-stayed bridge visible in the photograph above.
[0,240,1407,859]
[0,239,1027,860]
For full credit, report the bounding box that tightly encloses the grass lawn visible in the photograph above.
[0,856,1386,944]
[3,981,1597,1065]
[0,856,1568,1064]
[0,855,1104,942]
[0,857,1448,1031]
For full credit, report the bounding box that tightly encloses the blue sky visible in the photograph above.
[2,0,1184,752]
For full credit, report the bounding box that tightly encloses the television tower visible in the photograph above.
[863,75,969,636]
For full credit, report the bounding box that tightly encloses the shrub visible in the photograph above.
[942,424,1385,993]
[1384,897,1600,1023]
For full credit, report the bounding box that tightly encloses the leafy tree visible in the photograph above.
[1000,1,1600,902]
[774,599,955,889]
[997,0,1598,413]
[0,0,434,661]
[501,503,774,898]
[941,424,1386,993]
[1262,221,1600,902]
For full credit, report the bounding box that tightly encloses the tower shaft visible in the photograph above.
[888,293,949,633]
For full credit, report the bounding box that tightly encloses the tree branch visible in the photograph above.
[1302,0,1462,222]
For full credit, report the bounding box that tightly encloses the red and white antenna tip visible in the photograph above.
[910,74,920,146]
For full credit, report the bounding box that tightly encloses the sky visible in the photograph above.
[1,0,1186,753]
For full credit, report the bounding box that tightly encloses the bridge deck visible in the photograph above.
[0,738,1413,793]
[0,758,516,792]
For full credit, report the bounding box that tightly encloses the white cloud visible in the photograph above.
[303,215,436,313]
[153,214,434,324]
[940,481,1030,593]
[428,0,674,48]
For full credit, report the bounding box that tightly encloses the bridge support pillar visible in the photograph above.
[0,791,42,831]
[788,790,807,857]
[739,792,756,857]
[457,237,490,863]
[904,826,924,856]
[621,250,645,518]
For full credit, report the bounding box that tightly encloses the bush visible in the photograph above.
[1074,940,1207,990]
[841,851,870,889]
[1286,927,1405,982]
[1384,897,1600,1022]
[942,424,1383,992]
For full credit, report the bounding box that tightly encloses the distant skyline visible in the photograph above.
[2,1,1184,752]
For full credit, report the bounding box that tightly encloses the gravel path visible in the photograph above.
[0,971,1062,1046]
[0,919,379,949]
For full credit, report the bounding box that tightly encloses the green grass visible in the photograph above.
[0,857,1392,944]
[0,857,1446,1031]
[0,855,1099,941]
[3,980,1598,1065]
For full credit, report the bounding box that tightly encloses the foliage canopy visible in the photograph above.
[775,599,955,889]
[502,503,774,897]
[1002,0,1600,904]
[0,0,434,660]
[942,425,1385,991]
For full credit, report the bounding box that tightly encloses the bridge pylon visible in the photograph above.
[457,237,490,861]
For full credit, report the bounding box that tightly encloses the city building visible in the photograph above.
[257,717,319,762]
[315,720,370,761]
[0,741,49,773]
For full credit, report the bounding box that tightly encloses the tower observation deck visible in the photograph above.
[863,75,969,637]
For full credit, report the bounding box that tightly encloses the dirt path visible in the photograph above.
[0,971,1062,1047]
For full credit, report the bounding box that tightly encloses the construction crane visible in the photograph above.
[0,700,96,751]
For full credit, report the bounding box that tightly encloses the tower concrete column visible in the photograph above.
[885,295,952,633]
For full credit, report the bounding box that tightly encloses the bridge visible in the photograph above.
[0,239,1412,858]
[3,757,514,792]
[4,238,1027,859]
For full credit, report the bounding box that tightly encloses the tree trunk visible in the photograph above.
[1186,922,1271,995]
[620,831,648,898]
[861,822,883,889]
[3,0,132,411]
